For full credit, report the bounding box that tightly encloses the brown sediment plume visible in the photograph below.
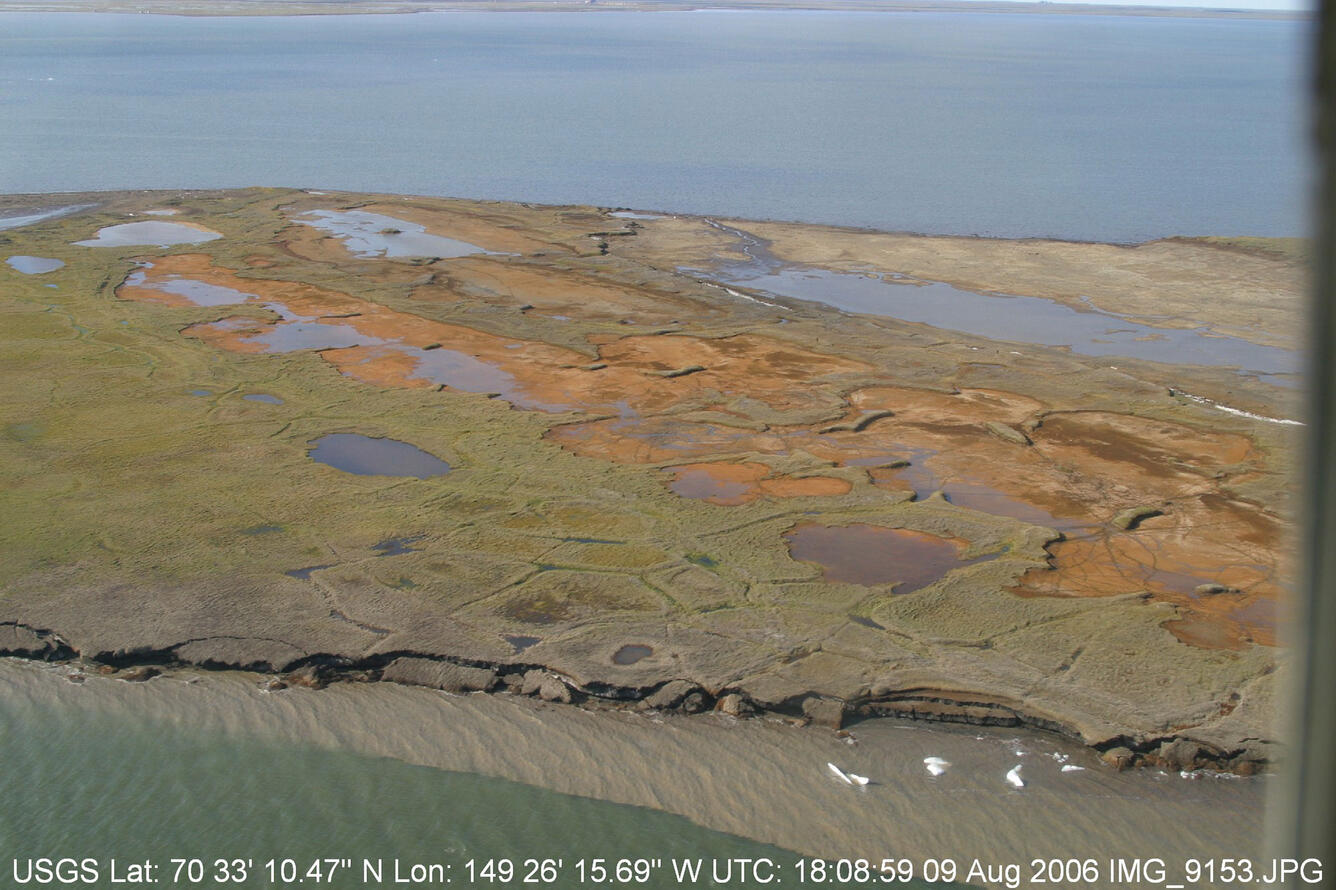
[850,385,1045,425]
[114,279,198,309]
[548,373,1284,651]
[586,333,870,415]
[1033,411,1256,482]
[182,315,274,354]
[868,465,920,496]
[119,253,363,314]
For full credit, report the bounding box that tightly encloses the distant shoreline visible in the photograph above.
[0,0,1309,21]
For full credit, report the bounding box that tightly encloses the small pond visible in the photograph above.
[784,522,996,591]
[612,644,654,665]
[665,464,757,504]
[6,256,65,274]
[125,268,258,306]
[308,433,451,478]
[296,210,493,259]
[74,221,223,248]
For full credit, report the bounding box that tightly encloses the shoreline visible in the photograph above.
[0,622,1271,774]
[0,655,1267,878]
[0,187,1311,250]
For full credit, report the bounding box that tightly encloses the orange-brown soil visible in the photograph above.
[552,383,1284,648]
[324,345,438,389]
[124,254,870,417]
[418,256,724,324]
[112,235,1287,652]
[665,461,852,505]
[548,417,791,464]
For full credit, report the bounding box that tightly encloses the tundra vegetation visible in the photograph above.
[0,187,1301,772]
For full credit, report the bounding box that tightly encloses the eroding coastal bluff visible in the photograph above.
[0,188,1301,773]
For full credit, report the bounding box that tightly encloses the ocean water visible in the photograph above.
[0,661,1266,890]
[0,9,1311,242]
[0,667,805,890]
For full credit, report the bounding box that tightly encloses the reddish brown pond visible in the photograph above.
[783,522,990,591]
[666,463,764,505]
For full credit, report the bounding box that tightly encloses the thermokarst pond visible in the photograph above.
[612,644,654,665]
[307,433,451,478]
[6,256,64,274]
[783,522,999,591]
[122,267,259,306]
[295,210,495,259]
[707,226,1300,384]
[120,255,574,410]
[73,221,223,248]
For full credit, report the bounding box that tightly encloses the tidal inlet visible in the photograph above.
[0,187,1301,884]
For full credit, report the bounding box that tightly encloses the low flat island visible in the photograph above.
[0,188,1301,774]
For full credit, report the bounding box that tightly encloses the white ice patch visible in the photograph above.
[1174,388,1302,426]
[923,757,951,777]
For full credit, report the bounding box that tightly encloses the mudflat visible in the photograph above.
[0,188,1300,772]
